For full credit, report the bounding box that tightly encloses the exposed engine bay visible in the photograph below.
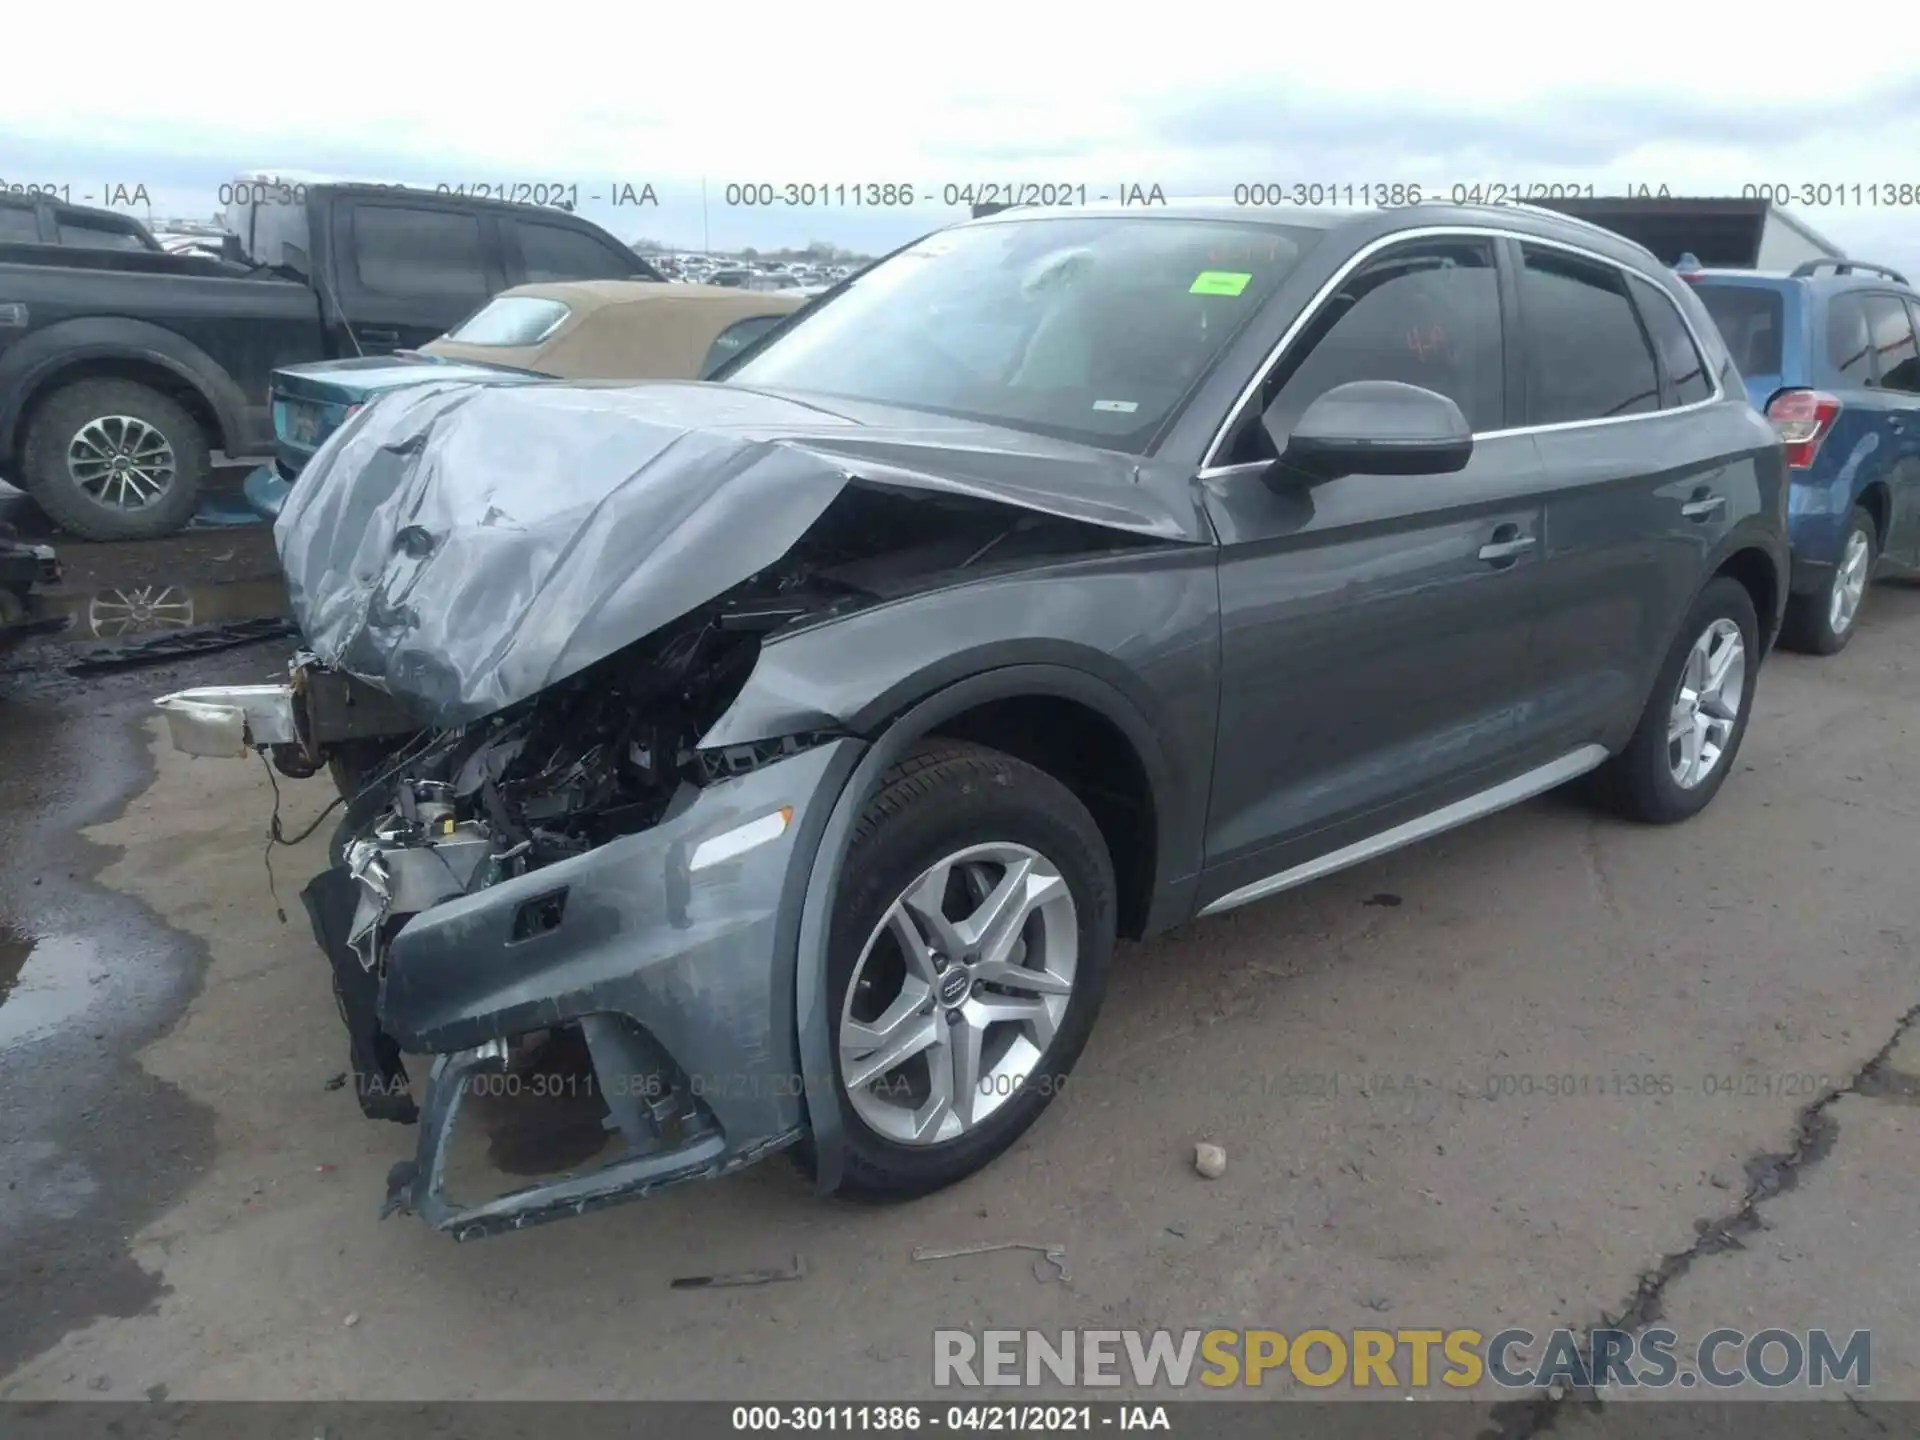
[296,485,1149,1132]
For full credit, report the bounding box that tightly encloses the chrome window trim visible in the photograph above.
[1198,224,1728,475]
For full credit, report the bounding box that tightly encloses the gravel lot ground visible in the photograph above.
[0,526,1915,1430]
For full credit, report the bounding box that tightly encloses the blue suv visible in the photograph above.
[1685,259,1920,653]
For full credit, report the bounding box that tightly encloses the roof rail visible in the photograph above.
[1790,258,1909,285]
[1444,201,1663,263]
[1493,202,1664,262]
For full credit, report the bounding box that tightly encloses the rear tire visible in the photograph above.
[798,740,1116,1201]
[1592,576,1759,825]
[21,379,207,541]
[1780,506,1875,656]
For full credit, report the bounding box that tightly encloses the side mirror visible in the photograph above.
[1264,380,1474,482]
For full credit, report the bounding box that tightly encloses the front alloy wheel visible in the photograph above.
[811,740,1116,1201]
[841,843,1080,1146]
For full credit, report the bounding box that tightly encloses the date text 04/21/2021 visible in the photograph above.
[716,183,1170,208]
[730,1405,1168,1432]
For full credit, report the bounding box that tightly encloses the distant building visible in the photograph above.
[1534,197,1846,271]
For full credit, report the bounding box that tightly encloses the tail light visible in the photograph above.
[1765,389,1841,469]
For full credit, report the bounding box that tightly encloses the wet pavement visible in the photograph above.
[0,490,1916,1420]
[0,491,296,1376]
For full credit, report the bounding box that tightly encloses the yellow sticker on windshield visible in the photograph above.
[1190,271,1252,296]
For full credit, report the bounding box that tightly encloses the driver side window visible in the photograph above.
[1225,239,1504,464]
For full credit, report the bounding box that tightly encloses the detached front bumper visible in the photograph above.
[153,669,865,1237]
[377,735,861,1238]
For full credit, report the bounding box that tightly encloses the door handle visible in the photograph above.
[1681,493,1726,521]
[356,327,400,347]
[1477,535,1537,563]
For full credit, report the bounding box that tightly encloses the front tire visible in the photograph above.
[21,379,208,541]
[1781,506,1875,656]
[804,740,1116,1201]
[1594,576,1759,824]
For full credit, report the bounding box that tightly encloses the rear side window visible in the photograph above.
[1518,246,1658,425]
[1862,294,1920,394]
[1629,275,1712,406]
[509,220,640,283]
[1261,238,1504,438]
[1826,294,1874,384]
[700,314,786,378]
[352,206,489,299]
[1695,284,1783,377]
[55,214,150,251]
[444,296,572,346]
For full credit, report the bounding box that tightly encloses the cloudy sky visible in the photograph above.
[7,2,1920,268]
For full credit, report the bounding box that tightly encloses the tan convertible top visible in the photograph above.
[422,280,807,378]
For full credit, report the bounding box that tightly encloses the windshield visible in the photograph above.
[723,215,1322,452]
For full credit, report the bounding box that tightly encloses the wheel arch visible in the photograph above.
[1,319,246,469]
[1855,480,1892,552]
[787,662,1183,1197]
[1712,542,1784,655]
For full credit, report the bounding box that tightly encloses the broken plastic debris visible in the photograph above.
[1194,1142,1227,1178]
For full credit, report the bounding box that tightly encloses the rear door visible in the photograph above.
[1518,241,1734,753]
[328,198,509,353]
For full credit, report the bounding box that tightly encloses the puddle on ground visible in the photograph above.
[44,578,289,641]
[0,921,102,1051]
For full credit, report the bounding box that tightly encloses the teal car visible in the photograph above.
[243,354,535,518]
[245,280,804,518]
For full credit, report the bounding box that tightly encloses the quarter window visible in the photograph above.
[1629,275,1712,407]
[1826,295,1873,385]
[1861,294,1920,394]
[1249,238,1504,456]
[1519,247,1658,426]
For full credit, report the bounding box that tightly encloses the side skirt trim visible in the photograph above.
[1198,745,1611,918]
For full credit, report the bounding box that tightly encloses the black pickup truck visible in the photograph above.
[0,184,661,540]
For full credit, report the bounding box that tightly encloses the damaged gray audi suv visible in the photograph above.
[158,200,1788,1238]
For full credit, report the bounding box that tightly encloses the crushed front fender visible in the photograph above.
[377,736,864,1237]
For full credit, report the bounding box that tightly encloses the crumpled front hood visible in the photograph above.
[274,378,1206,726]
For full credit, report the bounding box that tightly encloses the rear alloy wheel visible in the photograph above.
[1782,506,1875,655]
[1594,576,1759,824]
[21,379,207,541]
[806,741,1116,1201]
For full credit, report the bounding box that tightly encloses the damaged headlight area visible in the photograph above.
[311,568,850,1146]
[306,488,1097,1235]
[333,589,830,974]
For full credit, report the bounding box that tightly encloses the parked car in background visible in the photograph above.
[0,194,166,253]
[158,201,1786,1237]
[243,280,806,517]
[0,181,661,541]
[1684,258,1920,653]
